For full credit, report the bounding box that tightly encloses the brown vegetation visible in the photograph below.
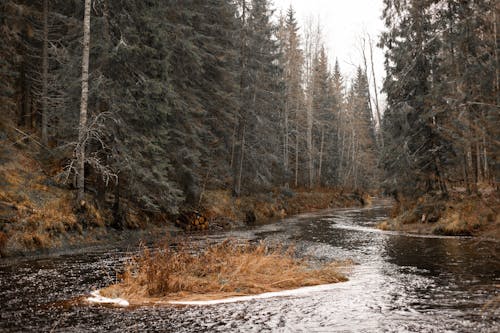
[378,187,499,238]
[100,239,348,304]
[0,124,111,254]
[200,188,368,230]
[0,120,369,255]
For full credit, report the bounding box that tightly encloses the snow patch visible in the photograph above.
[86,290,129,307]
[168,283,339,305]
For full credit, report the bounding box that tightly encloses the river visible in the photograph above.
[0,200,498,332]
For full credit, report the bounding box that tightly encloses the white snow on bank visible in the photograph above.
[86,290,129,307]
[168,283,339,305]
[85,283,341,307]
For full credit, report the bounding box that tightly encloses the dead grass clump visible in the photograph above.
[101,239,347,303]
[26,194,78,231]
[19,232,52,250]
[379,188,499,238]
[433,197,497,236]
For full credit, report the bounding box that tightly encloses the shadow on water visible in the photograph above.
[0,200,498,332]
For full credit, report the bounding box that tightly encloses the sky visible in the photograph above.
[272,0,386,104]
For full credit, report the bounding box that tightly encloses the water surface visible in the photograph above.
[1,200,498,332]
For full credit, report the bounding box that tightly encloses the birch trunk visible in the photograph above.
[368,34,383,147]
[77,0,91,204]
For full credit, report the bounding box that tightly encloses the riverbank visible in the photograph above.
[0,139,369,256]
[199,188,369,230]
[0,187,368,257]
[0,118,370,257]
[378,187,499,239]
[2,197,497,332]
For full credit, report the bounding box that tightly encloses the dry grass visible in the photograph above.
[0,139,83,252]
[101,239,347,303]
[433,196,498,237]
[378,188,499,238]
[200,189,366,229]
[26,193,77,228]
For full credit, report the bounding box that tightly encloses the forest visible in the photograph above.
[0,0,498,247]
[0,0,499,331]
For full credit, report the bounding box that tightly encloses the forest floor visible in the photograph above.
[378,187,499,239]
[98,239,349,305]
[0,125,369,257]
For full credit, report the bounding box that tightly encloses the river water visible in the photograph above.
[0,200,498,332]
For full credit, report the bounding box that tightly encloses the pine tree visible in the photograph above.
[352,67,377,189]
[277,6,304,187]
[332,60,346,185]
[380,0,500,197]
[233,0,282,195]
[311,47,334,186]
[380,0,445,196]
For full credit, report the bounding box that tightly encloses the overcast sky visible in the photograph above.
[272,0,386,100]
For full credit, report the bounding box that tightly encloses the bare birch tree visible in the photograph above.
[76,0,91,204]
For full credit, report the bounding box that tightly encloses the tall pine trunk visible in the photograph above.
[77,0,91,204]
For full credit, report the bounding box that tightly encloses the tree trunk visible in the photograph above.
[476,138,482,183]
[494,4,499,100]
[230,122,237,169]
[21,66,32,128]
[361,38,374,127]
[368,34,383,148]
[77,0,91,204]
[317,127,324,186]
[233,0,246,197]
[295,119,299,187]
[41,0,49,146]
[283,99,289,187]
[294,98,300,187]
[307,103,313,189]
[233,124,245,197]
[483,132,489,182]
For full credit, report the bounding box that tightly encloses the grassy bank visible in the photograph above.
[378,187,499,238]
[200,188,369,230]
[0,131,173,256]
[100,239,348,304]
[0,124,369,256]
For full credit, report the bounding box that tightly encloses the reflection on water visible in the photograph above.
[0,200,498,332]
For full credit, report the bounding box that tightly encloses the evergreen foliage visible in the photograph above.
[0,0,384,217]
[380,0,498,197]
